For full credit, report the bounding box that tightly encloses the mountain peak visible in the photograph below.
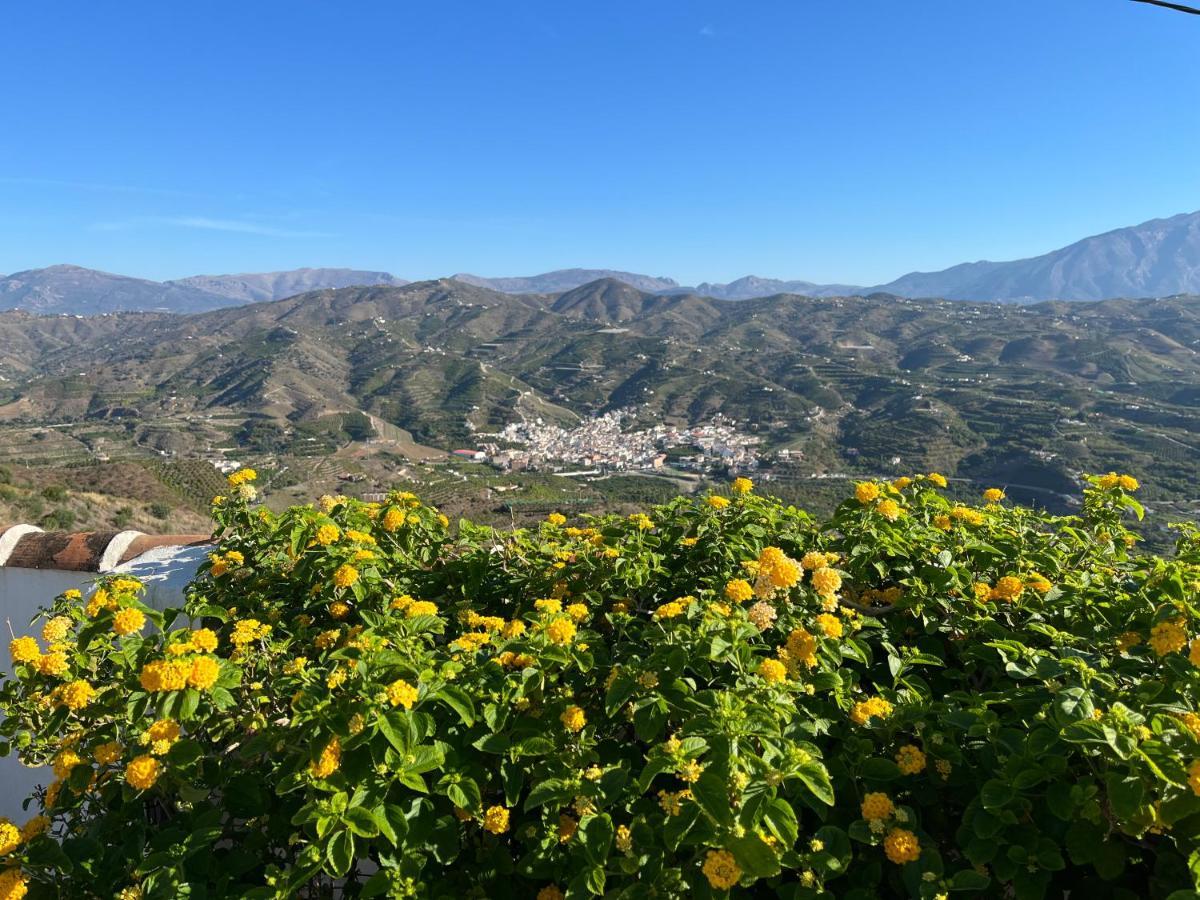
[875,210,1200,301]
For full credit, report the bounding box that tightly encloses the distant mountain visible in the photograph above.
[0,265,237,315]
[168,267,407,303]
[6,210,1200,315]
[684,275,865,300]
[453,268,680,294]
[874,211,1200,301]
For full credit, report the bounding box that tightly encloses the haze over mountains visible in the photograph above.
[2,210,1198,315]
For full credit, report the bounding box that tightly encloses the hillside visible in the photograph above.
[3,279,1200,537]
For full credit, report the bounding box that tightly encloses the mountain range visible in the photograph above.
[2,210,1198,315]
[2,276,1200,523]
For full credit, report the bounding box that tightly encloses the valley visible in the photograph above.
[1,278,1198,548]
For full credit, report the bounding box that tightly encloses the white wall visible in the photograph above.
[0,544,208,822]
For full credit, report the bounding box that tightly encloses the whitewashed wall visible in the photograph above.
[0,544,208,822]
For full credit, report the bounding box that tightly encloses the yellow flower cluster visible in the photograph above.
[125,755,161,791]
[94,741,122,765]
[896,744,927,775]
[140,719,181,756]
[545,617,577,645]
[653,599,687,620]
[209,550,244,578]
[702,849,742,889]
[949,506,983,526]
[546,512,567,526]
[310,737,341,778]
[231,619,271,646]
[855,482,881,504]
[861,792,894,821]
[139,660,189,692]
[810,566,842,598]
[883,827,921,864]
[815,613,843,638]
[112,607,145,636]
[876,499,903,521]
[405,600,439,618]
[55,680,95,711]
[0,867,29,899]
[560,705,586,732]
[755,546,801,597]
[783,628,818,670]
[41,616,71,643]
[758,658,788,684]
[482,805,510,834]
[730,477,753,494]
[227,468,257,487]
[1150,620,1188,657]
[385,678,419,709]
[1096,472,1139,491]
[332,565,359,589]
[724,579,754,603]
[9,637,39,667]
[990,576,1025,603]
[850,695,894,726]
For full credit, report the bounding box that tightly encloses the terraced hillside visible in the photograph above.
[1,279,1199,530]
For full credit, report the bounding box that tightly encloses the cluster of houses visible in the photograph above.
[470,411,761,475]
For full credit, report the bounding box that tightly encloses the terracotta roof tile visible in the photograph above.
[0,526,212,572]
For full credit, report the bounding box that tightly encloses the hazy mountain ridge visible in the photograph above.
[4,210,1199,315]
[167,268,409,303]
[0,265,240,315]
[453,269,681,294]
[873,211,1200,301]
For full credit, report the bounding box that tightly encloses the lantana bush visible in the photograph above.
[4,470,1200,898]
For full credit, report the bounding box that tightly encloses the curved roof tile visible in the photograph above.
[0,526,210,572]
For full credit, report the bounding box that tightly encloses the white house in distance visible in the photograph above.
[0,524,211,822]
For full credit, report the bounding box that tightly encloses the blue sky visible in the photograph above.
[1,0,1197,285]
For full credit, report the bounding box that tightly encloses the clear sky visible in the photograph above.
[1,0,1197,286]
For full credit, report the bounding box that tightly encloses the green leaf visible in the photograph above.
[344,807,380,838]
[511,735,555,757]
[761,798,798,847]
[860,757,903,782]
[224,773,265,818]
[378,711,414,754]
[980,779,1016,810]
[437,685,476,727]
[579,813,614,867]
[524,778,573,811]
[1105,771,1145,821]
[951,869,991,891]
[691,771,735,827]
[325,830,355,877]
[795,759,835,806]
[443,776,481,813]
[728,832,781,878]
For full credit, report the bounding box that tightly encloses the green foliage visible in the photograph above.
[40,485,67,503]
[3,473,1200,898]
